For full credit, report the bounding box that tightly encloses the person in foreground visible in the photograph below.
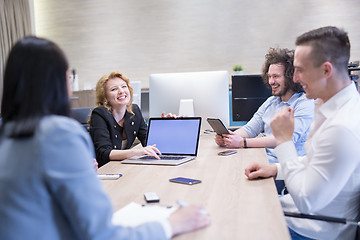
[0,36,210,239]
[89,71,162,168]
[245,26,360,240]
[215,48,314,164]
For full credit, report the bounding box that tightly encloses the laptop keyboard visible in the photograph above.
[139,155,186,160]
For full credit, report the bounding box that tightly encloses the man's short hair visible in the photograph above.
[262,47,303,93]
[295,26,350,72]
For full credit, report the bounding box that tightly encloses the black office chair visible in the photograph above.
[71,107,92,131]
[284,211,360,240]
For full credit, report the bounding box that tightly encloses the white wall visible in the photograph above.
[33,0,360,90]
[28,0,35,34]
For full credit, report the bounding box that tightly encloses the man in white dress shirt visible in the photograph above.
[245,26,360,240]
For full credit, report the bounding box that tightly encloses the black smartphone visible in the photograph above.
[207,118,229,135]
[218,150,238,156]
[169,177,201,185]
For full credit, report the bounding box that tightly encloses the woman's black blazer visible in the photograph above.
[89,104,147,167]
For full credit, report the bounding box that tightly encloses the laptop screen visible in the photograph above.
[146,117,201,155]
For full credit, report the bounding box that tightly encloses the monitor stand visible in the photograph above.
[178,99,194,117]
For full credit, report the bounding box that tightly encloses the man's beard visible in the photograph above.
[272,82,291,98]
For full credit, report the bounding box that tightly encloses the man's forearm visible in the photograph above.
[245,135,277,148]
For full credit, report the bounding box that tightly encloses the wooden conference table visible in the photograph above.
[98,133,290,239]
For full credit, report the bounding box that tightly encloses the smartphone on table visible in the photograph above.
[169,177,201,185]
[218,150,238,156]
[97,174,122,180]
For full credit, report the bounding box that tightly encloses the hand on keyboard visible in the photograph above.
[139,155,185,160]
[141,144,161,160]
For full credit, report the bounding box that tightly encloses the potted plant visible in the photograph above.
[233,65,243,75]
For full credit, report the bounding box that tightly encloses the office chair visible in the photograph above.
[71,107,92,131]
[283,211,360,240]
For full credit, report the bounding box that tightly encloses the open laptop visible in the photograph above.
[121,117,201,166]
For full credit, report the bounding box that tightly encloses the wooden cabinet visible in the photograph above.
[71,90,96,108]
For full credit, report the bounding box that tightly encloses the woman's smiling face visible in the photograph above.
[105,77,131,108]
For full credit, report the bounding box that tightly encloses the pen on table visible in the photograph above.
[142,204,173,208]
[176,200,209,216]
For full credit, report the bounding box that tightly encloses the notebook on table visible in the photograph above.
[121,117,202,166]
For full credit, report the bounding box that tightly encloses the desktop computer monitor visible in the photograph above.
[232,74,272,122]
[149,70,230,130]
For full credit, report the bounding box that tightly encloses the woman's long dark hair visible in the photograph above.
[1,36,70,138]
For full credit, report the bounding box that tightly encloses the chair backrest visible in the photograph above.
[284,211,360,240]
[71,107,92,131]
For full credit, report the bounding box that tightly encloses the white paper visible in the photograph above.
[112,202,176,227]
